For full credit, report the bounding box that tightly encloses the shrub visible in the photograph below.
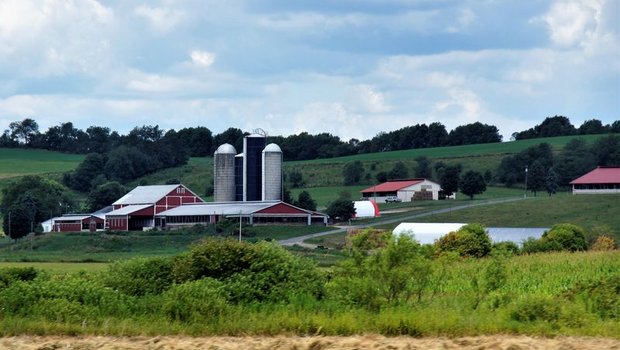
[172,239,325,303]
[0,267,39,290]
[160,279,229,323]
[0,275,131,319]
[510,295,561,322]
[566,275,620,320]
[103,257,174,296]
[590,235,617,251]
[435,223,491,258]
[492,241,520,255]
[541,223,587,252]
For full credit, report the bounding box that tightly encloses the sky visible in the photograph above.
[0,0,618,141]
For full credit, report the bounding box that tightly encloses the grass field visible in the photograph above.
[0,148,84,179]
[0,261,108,273]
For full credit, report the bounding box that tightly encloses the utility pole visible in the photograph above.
[524,166,529,198]
[238,210,242,242]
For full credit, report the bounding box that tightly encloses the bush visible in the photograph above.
[435,223,491,258]
[510,295,561,322]
[172,239,325,303]
[542,224,587,252]
[590,235,617,251]
[160,279,229,323]
[566,275,620,320]
[492,241,520,255]
[103,257,174,296]
[0,275,131,319]
[522,223,588,253]
[0,267,39,290]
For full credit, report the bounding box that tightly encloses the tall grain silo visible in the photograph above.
[213,143,236,202]
[243,134,266,201]
[262,143,283,201]
[234,153,244,201]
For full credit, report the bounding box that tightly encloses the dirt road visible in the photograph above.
[0,335,618,350]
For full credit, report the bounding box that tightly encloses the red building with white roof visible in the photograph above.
[569,167,620,194]
[106,184,204,231]
[360,178,443,202]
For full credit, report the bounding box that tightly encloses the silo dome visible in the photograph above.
[214,143,237,155]
[262,143,283,201]
[263,143,282,153]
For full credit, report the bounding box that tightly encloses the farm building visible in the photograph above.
[156,201,329,229]
[51,214,105,232]
[105,184,204,231]
[569,166,620,194]
[393,222,548,245]
[360,178,442,202]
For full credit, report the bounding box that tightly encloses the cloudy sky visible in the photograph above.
[0,0,618,141]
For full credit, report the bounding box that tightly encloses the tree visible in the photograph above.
[545,168,559,196]
[375,171,388,183]
[554,139,596,185]
[448,122,501,145]
[326,198,355,222]
[1,176,76,239]
[343,161,364,185]
[415,156,432,178]
[435,223,492,258]
[288,170,304,188]
[9,118,39,146]
[592,134,620,166]
[295,191,317,211]
[527,160,546,196]
[388,161,408,180]
[460,170,486,200]
[87,182,127,212]
[579,119,606,134]
[63,153,108,192]
[439,164,462,197]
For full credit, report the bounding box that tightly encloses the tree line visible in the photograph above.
[512,116,620,140]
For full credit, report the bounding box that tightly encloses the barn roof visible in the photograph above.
[157,201,327,217]
[360,179,426,193]
[113,185,191,205]
[106,204,152,216]
[569,167,620,185]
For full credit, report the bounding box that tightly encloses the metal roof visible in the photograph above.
[569,167,620,184]
[361,179,427,193]
[393,223,547,245]
[112,185,182,205]
[106,204,152,216]
[215,143,237,154]
[54,215,92,222]
[263,143,282,153]
[157,201,326,217]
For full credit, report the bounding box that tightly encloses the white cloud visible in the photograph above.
[540,0,603,48]
[190,50,216,68]
[134,4,185,33]
[0,0,114,77]
[445,8,475,33]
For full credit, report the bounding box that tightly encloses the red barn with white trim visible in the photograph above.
[569,167,620,194]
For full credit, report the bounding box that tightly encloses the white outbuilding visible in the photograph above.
[353,200,380,218]
[360,178,443,202]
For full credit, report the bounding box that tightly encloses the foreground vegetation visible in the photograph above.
[0,237,617,337]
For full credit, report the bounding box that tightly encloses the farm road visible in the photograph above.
[278,196,525,248]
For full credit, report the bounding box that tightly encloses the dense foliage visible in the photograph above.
[0,234,617,337]
[0,176,77,239]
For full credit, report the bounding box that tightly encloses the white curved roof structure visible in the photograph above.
[263,143,282,153]
[214,143,237,155]
[353,201,380,218]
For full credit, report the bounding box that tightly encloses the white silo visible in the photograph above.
[262,143,283,201]
[213,143,237,202]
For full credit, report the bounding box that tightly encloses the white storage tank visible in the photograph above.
[262,143,283,201]
[213,143,237,202]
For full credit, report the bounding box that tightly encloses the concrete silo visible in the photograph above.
[262,143,283,201]
[213,143,237,202]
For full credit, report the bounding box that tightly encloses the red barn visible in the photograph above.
[106,184,204,231]
[52,214,105,232]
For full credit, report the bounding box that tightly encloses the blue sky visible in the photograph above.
[0,0,618,141]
